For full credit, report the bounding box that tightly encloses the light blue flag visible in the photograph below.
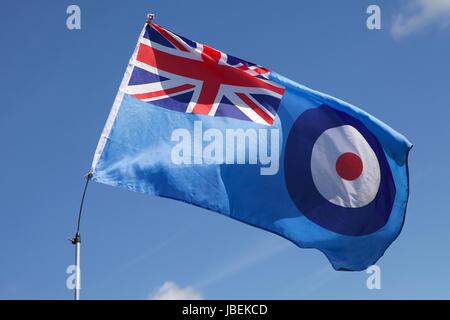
[91,21,412,271]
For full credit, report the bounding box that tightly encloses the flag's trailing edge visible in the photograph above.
[91,21,412,271]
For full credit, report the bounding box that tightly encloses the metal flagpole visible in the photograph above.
[71,171,92,300]
[71,233,81,300]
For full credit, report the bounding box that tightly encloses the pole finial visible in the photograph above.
[147,13,155,24]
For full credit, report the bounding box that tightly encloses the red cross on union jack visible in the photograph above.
[124,22,285,125]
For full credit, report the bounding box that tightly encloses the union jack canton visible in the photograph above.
[124,22,285,125]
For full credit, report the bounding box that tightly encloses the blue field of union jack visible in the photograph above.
[124,23,285,125]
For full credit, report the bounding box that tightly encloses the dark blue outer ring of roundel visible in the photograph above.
[284,105,396,236]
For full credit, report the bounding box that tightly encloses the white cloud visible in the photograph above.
[392,0,450,38]
[149,281,203,300]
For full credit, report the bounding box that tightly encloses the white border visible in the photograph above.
[90,23,148,172]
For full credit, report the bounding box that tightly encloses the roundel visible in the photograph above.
[284,105,396,236]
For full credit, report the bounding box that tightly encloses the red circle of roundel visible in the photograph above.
[335,152,363,181]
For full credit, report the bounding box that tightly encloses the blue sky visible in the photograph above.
[1,0,449,299]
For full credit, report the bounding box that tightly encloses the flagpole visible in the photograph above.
[72,232,81,300]
[71,171,92,300]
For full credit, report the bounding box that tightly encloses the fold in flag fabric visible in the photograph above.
[91,21,412,271]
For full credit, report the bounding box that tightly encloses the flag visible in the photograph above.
[91,21,412,271]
